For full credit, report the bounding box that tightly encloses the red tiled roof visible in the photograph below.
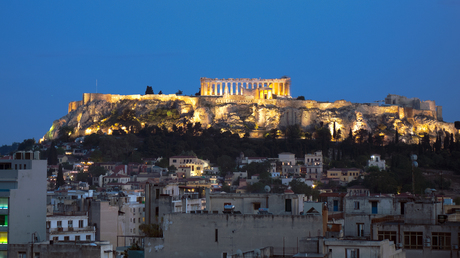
[105,173,129,178]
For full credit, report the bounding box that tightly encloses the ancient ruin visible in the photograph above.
[200,77,291,99]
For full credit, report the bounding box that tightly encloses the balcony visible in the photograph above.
[49,226,95,234]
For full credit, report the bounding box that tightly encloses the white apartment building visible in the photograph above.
[46,213,96,242]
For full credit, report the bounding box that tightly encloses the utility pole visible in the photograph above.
[411,155,418,195]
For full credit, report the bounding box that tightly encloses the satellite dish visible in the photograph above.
[264,185,271,193]
[236,249,243,256]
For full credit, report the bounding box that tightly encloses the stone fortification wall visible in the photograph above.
[144,213,323,258]
[68,100,83,113]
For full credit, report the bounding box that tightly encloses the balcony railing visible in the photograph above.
[49,226,95,234]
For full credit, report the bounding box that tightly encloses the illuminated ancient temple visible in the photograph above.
[200,77,291,99]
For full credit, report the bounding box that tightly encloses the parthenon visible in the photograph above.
[200,77,291,99]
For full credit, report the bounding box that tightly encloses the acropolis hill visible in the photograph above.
[45,77,457,143]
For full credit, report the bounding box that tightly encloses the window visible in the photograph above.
[75,235,80,241]
[357,223,364,237]
[133,228,136,234]
[371,201,378,214]
[79,220,83,228]
[333,200,339,212]
[404,232,423,249]
[354,201,360,210]
[346,248,359,258]
[283,199,292,212]
[0,215,7,227]
[253,203,261,210]
[53,237,58,242]
[68,220,73,228]
[138,218,141,223]
[432,232,451,250]
[378,231,397,244]
[34,253,40,258]
[46,221,50,229]
[0,198,8,209]
[215,229,218,242]
[57,221,62,227]
[86,235,91,240]
[18,252,26,258]
[64,236,69,241]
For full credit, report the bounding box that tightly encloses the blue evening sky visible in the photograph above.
[1,1,459,146]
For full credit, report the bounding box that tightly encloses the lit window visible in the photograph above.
[0,232,7,244]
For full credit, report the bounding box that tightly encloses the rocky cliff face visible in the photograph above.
[44,94,457,144]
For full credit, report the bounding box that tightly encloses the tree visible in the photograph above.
[332,122,337,140]
[145,86,154,95]
[122,242,143,258]
[58,125,74,142]
[47,141,58,165]
[17,139,35,151]
[175,90,183,95]
[76,171,90,183]
[56,164,65,189]
[245,161,271,179]
[216,155,236,175]
[88,165,107,178]
[296,96,305,100]
[139,223,163,237]
[158,90,163,95]
[155,158,169,168]
[289,179,319,200]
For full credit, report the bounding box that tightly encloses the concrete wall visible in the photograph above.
[9,242,113,258]
[145,213,323,258]
[88,201,119,248]
[405,202,441,225]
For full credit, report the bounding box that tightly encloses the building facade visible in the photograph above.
[0,151,47,257]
